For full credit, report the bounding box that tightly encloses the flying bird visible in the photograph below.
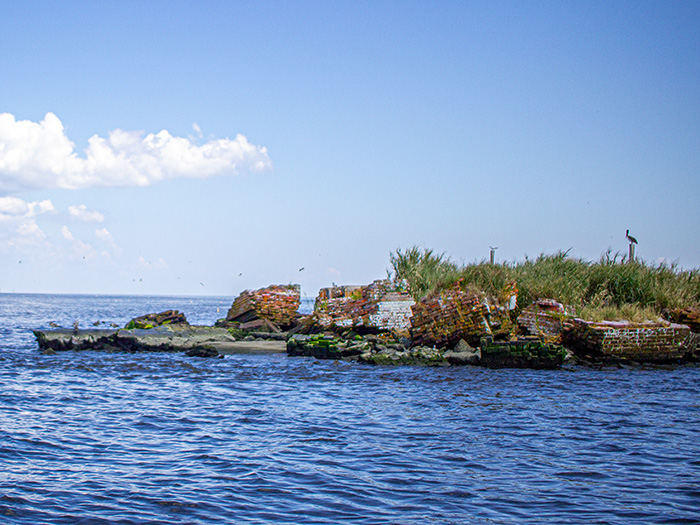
[626,229,638,244]
[299,267,305,272]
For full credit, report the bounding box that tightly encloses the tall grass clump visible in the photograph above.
[390,246,700,322]
[389,246,460,299]
[510,251,590,308]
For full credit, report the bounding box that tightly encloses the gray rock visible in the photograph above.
[444,340,480,365]
[341,343,367,357]
[33,326,239,354]
[453,338,475,353]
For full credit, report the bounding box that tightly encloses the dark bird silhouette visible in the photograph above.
[299,267,305,272]
[626,229,638,244]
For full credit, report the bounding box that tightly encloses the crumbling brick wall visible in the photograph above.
[314,280,414,332]
[517,299,570,340]
[562,319,690,362]
[226,284,300,328]
[665,308,700,333]
[410,283,491,348]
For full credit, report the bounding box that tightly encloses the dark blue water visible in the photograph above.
[1,294,699,524]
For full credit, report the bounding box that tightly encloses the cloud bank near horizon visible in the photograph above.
[0,112,272,194]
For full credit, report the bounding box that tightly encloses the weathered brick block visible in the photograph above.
[562,319,690,363]
[314,280,414,332]
[517,299,571,340]
[410,282,492,348]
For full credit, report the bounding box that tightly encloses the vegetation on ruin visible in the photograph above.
[390,246,700,322]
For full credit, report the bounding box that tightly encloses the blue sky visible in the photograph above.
[1,0,698,297]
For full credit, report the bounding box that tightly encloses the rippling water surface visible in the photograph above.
[1,294,699,524]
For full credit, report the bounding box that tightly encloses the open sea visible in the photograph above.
[0,293,699,524]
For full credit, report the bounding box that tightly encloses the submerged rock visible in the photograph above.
[185,346,222,358]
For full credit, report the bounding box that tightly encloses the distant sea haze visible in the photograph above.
[1,294,698,524]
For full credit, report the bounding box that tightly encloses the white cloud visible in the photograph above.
[94,227,112,241]
[0,196,31,216]
[69,204,104,222]
[0,197,54,247]
[61,225,97,259]
[0,112,272,194]
[0,196,54,217]
[95,227,121,256]
[60,225,74,241]
[31,200,56,215]
[16,221,45,240]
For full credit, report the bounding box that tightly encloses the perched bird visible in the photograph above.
[626,229,638,244]
[49,321,60,328]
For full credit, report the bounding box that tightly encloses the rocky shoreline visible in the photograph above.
[33,281,700,369]
[33,325,286,358]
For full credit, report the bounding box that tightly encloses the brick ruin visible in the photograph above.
[225,284,301,330]
[409,283,492,348]
[665,307,700,333]
[218,279,699,366]
[314,280,415,333]
[517,299,571,340]
[562,319,691,363]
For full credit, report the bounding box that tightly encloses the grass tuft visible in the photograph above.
[390,246,700,322]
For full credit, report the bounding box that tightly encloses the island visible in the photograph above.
[34,248,700,368]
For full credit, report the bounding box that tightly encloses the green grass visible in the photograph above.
[390,247,700,322]
[389,246,460,300]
